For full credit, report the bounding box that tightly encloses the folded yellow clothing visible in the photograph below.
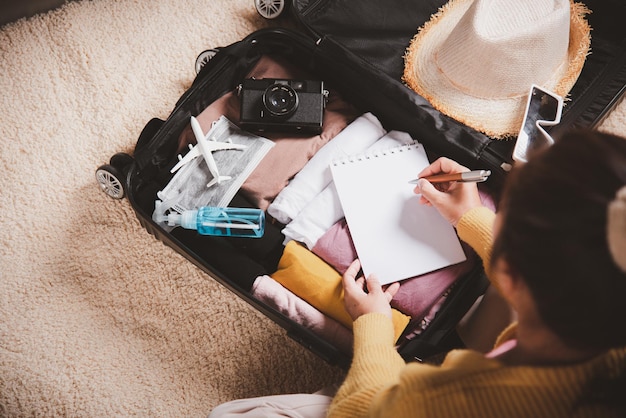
[272,241,411,342]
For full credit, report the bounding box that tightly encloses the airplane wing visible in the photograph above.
[170,144,201,173]
[199,139,247,187]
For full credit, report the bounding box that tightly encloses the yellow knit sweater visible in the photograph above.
[327,207,626,418]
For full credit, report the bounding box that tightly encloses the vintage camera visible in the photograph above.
[239,78,327,134]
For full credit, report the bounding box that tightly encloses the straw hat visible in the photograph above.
[403,0,591,139]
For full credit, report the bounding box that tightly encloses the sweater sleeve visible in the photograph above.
[456,206,497,287]
[327,313,406,418]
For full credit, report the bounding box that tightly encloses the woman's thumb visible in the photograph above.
[417,179,439,202]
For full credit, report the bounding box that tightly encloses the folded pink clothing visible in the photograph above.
[311,218,468,319]
[250,275,353,354]
[312,188,497,320]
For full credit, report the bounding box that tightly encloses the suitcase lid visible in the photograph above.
[288,0,626,174]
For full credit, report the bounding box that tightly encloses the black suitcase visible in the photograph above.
[96,0,626,368]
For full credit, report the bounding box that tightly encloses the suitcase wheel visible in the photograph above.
[194,49,219,75]
[96,164,125,199]
[95,153,133,200]
[254,0,287,19]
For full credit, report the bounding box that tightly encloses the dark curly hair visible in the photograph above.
[491,129,626,350]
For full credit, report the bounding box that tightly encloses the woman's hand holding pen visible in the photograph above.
[415,157,484,226]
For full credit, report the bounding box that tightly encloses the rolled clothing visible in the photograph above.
[271,241,411,342]
[267,112,386,225]
[251,275,353,354]
[281,130,416,249]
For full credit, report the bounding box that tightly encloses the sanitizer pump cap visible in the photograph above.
[166,210,198,229]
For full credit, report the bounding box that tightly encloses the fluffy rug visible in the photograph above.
[0,1,345,416]
[1,1,625,416]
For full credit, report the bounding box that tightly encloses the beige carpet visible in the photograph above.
[0,1,345,417]
[1,1,625,416]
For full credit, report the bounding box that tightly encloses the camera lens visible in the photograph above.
[263,84,299,117]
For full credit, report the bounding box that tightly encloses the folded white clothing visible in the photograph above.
[282,130,416,249]
[267,112,386,225]
[282,182,343,249]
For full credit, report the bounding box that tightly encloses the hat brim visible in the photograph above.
[403,0,591,139]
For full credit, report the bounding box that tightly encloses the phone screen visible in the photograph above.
[513,86,563,163]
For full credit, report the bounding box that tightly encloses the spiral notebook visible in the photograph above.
[330,142,466,285]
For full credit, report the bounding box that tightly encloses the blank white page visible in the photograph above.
[330,142,467,285]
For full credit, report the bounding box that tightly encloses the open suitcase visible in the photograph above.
[96,0,626,368]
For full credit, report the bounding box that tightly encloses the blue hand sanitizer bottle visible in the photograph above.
[164,207,265,238]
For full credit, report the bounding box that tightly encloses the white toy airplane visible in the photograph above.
[170,116,248,187]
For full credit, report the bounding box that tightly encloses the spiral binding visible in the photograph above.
[331,142,420,166]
